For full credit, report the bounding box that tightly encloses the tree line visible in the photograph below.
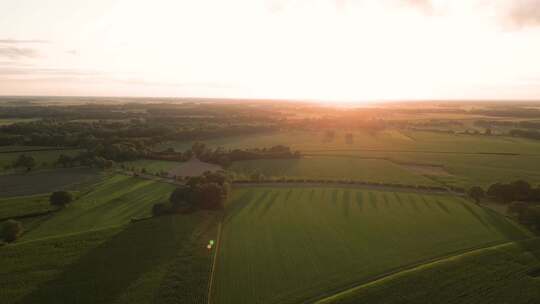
[468,180,540,231]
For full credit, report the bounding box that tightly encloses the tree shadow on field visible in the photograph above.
[16,216,196,304]
[382,193,390,209]
[393,192,404,207]
[407,195,420,213]
[309,189,316,202]
[342,190,351,218]
[331,189,339,205]
[482,207,531,241]
[259,192,281,219]
[420,195,434,211]
[355,192,363,212]
[457,200,488,228]
[369,192,378,211]
[248,190,270,213]
[224,190,255,224]
[434,198,451,215]
[284,189,294,202]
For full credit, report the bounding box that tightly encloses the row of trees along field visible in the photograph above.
[468,180,540,230]
[1,191,73,243]
[151,142,301,167]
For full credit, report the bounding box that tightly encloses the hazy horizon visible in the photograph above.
[2,0,540,102]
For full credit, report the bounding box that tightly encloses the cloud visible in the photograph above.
[402,0,431,9]
[506,0,540,27]
[0,47,39,59]
[0,39,49,44]
[0,67,101,77]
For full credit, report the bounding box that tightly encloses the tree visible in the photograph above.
[204,171,227,185]
[49,191,73,207]
[487,183,515,204]
[468,186,485,204]
[516,206,540,229]
[194,182,226,210]
[152,203,168,216]
[169,187,194,209]
[250,172,264,182]
[57,154,73,167]
[191,142,207,157]
[2,219,23,243]
[508,201,528,216]
[511,180,531,200]
[13,154,36,171]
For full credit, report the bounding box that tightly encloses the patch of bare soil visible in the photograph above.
[168,158,222,177]
[400,163,453,176]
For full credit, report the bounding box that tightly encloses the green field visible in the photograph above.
[319,238,540,304]
[21,174,175,241]
[157,130,540,188]
[214,186,531,304]
[157,130,540,155]
[230,157,437,185]
[0,168,103,198]
[0,213,217,304]
[0,194,53,219]
[0,118,39,126]
[0,148,82,172]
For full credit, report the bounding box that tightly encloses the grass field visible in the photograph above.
[319,238,540,304]
[156,130,540,155]
[230,157,437,185]
[0,168,103,198]
[157,130,540,188]
[21,174,175,241]
[0,194,53,219]
[0,212,218,304]
[0,118,39,126]
[214,186,531,304]
[0,148,82,172]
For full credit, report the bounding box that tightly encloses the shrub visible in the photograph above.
[152,203,168,216]
[50,191,73,207]
[2,219,23,243]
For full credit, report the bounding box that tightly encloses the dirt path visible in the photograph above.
[303,149,521,156]
[234,182,461,196]
[207,221,223,304]
[310,239,537,304]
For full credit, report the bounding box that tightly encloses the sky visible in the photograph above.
[1,0,540,101]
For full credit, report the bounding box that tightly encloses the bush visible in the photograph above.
[1,219,23,243]
[152,203,168,216]
[50,191,73,207]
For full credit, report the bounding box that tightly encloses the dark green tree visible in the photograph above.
[468,186,485,204]
[57,154,73,167]
[2,219,23,243]
[13,154,36,171]
[49,191,73,207]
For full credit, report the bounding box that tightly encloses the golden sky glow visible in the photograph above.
[1,0,540,101]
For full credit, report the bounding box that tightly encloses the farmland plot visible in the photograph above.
[214,187,531,304]
[230,157,436,186]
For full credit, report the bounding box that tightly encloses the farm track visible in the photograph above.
[207,221,223,304]
[125,170,461,196]
[234,182,459,196]
[302,149,523,156]
[309,238,538,304]
[0,148,80,154]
